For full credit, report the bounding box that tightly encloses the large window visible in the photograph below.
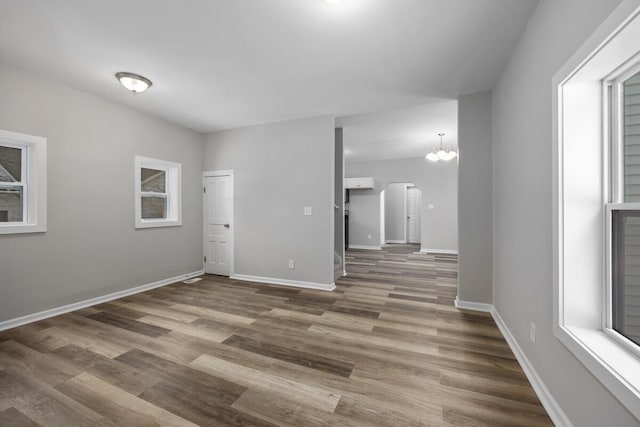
[553,3,640,420]
[608,66,640,352]
[0,129,47,235]
[134,156,181,228]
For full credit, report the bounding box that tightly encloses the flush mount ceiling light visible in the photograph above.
[324,0,346,3]
[115,72,152,93]
[426,133,458,162]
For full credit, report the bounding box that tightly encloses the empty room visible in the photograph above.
[1,0,640,426]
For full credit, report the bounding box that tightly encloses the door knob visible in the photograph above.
[224,223,230,228]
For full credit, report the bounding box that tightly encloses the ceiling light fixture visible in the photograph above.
[115,72,152,93]
[426,133,457,162]
[324,0,346,3]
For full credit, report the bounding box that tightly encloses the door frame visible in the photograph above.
[203,169,234,276]
[383,182,410,244]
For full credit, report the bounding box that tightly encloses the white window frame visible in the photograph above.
[553,1,640,420]
[0,129,47,235]
[605,61,640,358]
[134,155,182,229]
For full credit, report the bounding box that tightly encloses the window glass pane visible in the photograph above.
[611,210,640,346]
[141,195,167,219]
[624,71,640,202]
[0,186,23,222]
[141,168,166,193]
[0,146,22,183]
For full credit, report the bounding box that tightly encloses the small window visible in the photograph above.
[141,168,168,220]
[134,156,181,228]
[0,129,47,234]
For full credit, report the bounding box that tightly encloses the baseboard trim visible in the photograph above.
[231,274,336,292]
[348,245,382,250]
[420,248,458,255]
[491,308,573,427]
[455,299,572,427]
[0,269,205,332]
[385,240,406,244]
[454,298,493,312]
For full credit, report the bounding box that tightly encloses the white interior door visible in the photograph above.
[204,174,232,276]
[407,186,421,244]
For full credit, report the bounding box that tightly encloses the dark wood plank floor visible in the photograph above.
[0,244,552,426]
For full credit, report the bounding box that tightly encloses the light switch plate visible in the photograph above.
[304,207,313,216]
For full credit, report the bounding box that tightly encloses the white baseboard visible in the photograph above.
[420,248,458,255]
[348,245,382,250]
[454,298,493,312]
[385,240,406,244]
[0,269,205,332]
[231,274,336,292]
[492,308,572,426]
[455,298,572,427]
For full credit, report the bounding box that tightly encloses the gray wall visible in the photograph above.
[458,91,493,304]
[334,128,344,269]
[0,62,204,323]
[492,0,637,425]
[346,157,458,252]
[203,116,335,286]
[384,183,407,242]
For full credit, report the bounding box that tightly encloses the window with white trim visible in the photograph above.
[134,156,181,228]
[554,4,640,421]
[607,65,640,351]
[0,129,47,235]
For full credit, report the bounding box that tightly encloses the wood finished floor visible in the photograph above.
[0,244,552,426]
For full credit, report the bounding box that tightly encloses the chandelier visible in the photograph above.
[426,133,457,162]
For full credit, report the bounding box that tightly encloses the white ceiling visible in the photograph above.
[338,99,457,162]
[0,0,538,133]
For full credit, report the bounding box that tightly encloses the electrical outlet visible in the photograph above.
[367,234,372,240]
[288,260,295,269]
[530,322,536,343]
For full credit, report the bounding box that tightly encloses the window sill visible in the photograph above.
[556,326,640,419]
[0,223,46,235]
[135,219,182,229]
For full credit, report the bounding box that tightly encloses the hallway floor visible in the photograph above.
[0,245,551,426]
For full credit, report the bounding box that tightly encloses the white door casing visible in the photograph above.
[407,186,421,244]
[203,171,233,276]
